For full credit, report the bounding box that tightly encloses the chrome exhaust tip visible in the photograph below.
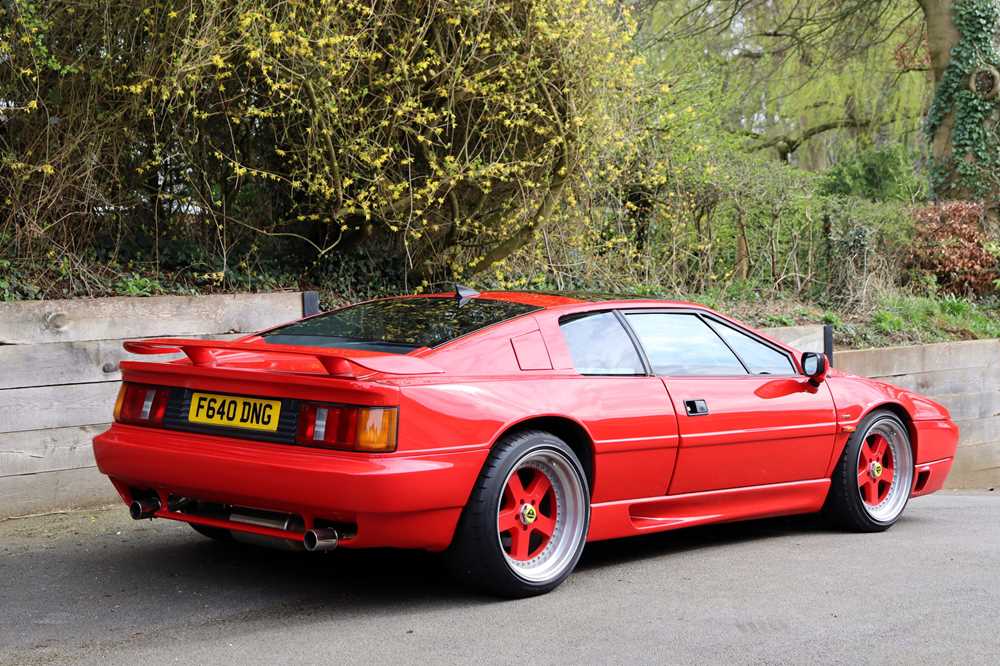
[129,497,160,520]
[303,527,339,552]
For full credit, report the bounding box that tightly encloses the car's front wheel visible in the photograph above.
[449,430,590,597]
[826,410,914,531]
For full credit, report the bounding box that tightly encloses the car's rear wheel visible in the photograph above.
[826,410,913,532]
[448,430,590,598]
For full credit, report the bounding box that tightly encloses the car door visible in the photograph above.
[555,310,680,502]
[622,310,837,494]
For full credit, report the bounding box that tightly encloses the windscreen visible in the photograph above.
[261,297,541,353]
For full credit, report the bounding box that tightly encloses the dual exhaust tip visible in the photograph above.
[128,496,339,552]
[129,497,160,520]
[303,527,339,552]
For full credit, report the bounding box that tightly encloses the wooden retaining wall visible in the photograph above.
[761,325,825,354]
[836,339,1000,490]
[0,293,308,518]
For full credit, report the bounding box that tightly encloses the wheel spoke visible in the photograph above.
[859,440,873,465]
[498,507,519,533]
[509,525,531,560]
[872,435,888,460]
[532,513,556,538]
[857,469,870,488]
[506,472,526,503]
[863,479,879,505]
[525,472,553,505]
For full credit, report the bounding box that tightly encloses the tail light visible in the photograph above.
[297,403,398,452]
[114,383,169,426]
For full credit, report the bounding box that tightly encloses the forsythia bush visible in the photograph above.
[1,0,638,282]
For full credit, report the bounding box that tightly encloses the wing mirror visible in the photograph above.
[801,352,829,386]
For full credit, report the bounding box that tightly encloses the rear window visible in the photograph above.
[261,297,540,353]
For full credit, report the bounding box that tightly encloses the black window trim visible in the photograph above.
[616,307,800,378]
[612,310,653,376]
[557,309,651,377]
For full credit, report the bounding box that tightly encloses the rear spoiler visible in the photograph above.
[122,338,443,378]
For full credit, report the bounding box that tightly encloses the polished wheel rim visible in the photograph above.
[857,418,912,522]
[497,449,587,583]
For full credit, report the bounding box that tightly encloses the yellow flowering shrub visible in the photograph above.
[1,0,637,284]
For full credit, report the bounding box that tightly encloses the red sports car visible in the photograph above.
[93,289,959,597]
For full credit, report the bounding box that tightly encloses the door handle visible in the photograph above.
[684,399,709,416]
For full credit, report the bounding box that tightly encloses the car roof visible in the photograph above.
[422,289,700,310]
[418,290,802,362]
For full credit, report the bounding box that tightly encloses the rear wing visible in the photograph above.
[122,338,442,378]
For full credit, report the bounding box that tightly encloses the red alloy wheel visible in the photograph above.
[857,432,895,506]
[498,467,558,561]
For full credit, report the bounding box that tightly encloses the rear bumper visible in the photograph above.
[93,424,488,550]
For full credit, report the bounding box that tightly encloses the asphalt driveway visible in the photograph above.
[2,491,998,665]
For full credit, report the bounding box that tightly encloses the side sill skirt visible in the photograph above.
[586,478,830,542]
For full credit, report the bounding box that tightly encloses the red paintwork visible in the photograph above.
[663,376,836,494]
[92,292,960,551]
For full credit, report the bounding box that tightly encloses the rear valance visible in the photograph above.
[123,338,443,378]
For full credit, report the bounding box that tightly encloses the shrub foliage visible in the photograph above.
[1,0,633,284]
[910,201,999,295]
[1,0,997,307]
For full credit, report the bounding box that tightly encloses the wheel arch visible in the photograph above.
[867,402,918,460]
[491,416,595,495]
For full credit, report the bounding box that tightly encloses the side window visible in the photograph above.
[705,319,796,375]
[559,312,645,375]
[625,313,747,376]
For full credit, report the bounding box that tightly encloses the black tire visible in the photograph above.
[448,430,590,598]
[825,410,913,532]
[188,522,233,542]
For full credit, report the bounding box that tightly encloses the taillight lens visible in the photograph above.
[296,404,398,452]
[114,383,169,425]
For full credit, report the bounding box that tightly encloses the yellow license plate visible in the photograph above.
[188,392,281,432]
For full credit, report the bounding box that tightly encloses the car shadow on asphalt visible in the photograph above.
[84,512,847,609]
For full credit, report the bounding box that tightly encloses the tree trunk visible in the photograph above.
[920,0,961,168]
[734,207,750,280]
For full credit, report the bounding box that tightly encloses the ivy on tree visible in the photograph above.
[925,0,1000,198]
